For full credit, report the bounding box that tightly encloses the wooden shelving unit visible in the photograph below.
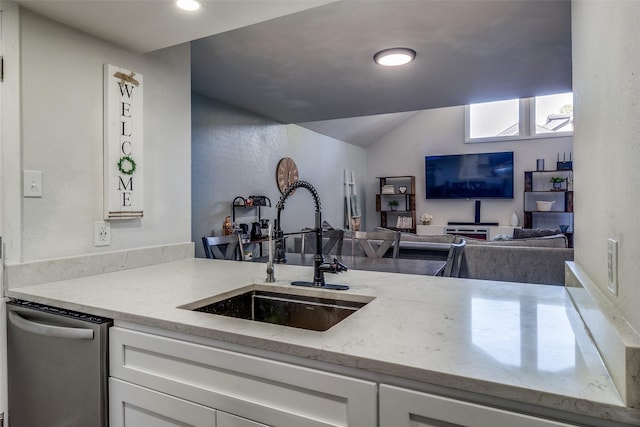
[523,170,573,247]
[375,176,416,233]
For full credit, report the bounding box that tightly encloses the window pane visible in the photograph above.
[535,92,573,134]
[469,99,519,139]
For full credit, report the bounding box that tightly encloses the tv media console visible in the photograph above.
[417,225,517,240]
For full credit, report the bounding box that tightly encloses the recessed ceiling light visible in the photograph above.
[374,48,416,67]
[176,0,201,11]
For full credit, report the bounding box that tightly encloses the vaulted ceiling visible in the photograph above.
[16,0,572,147]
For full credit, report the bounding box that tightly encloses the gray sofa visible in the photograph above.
[455,235,573,285]
[377,228,573,285]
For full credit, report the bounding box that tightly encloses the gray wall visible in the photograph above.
[572,1,640,333]
[191,95,367,258]
[10,8,192,262]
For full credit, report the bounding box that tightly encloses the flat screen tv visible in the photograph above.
[425,151,514,199]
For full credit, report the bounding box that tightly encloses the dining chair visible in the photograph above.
[440,239,466,277]
[301,228,345,257]
[351,230,400,258]
[202,234,242,260]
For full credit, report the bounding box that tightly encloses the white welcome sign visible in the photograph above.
[104,64,143,219]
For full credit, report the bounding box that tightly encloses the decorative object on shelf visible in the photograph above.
[239,223,249,235]
[536,159,545,171]
[276,157,299,194]
[388,200,400,211]
[396,216,413,229]
[556,152,572,170]
[232,196,271,210]
[381,184,395,194]
[420,213,433,225]
[398,186,407,194]
[550,176,565,190]
[510,211,519,227]
[249,195,269,206]
[536,201,555,211]
[250,222,262,239]
[223,216,233,235]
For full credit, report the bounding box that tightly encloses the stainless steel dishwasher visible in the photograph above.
[6,299,112,427]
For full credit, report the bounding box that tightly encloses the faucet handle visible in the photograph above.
[330,257,349,273]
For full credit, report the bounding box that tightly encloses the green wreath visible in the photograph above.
[117,155,137,175]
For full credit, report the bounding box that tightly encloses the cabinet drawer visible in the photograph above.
[110,378,216,427]
[110,327,376,427]
[379,384,577,427]
[217,411,268,427]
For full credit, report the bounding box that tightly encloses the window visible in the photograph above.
[465,93,573,143]
[468,99,520,139]
[533,92,573,135]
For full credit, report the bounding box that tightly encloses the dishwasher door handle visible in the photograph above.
[8,311,94,340]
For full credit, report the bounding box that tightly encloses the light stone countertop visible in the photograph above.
[6,258,640,425]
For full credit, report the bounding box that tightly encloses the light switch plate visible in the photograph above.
[607,238,618,296]
[23,170,43,198]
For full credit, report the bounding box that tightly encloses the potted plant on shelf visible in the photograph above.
[388,200,400,211]
[550,176,565,190]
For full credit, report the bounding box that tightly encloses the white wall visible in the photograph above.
[572,1,640,333]
[191,95,367,258]
[366,106,573,230]
[16,9,192,261]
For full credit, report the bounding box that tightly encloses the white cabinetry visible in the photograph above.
[110,378,216,427]
[110,326,377,427]
[110,378,266,427]
[379,384,576,427]
[109,325,599,427]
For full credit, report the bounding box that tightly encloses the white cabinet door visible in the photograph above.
[379,385,576,427]
[110,378,216,427]
[217,411,269,427]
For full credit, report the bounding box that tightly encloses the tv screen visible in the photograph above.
[425,152,514,199]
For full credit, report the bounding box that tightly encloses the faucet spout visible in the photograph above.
[275,180,349,290]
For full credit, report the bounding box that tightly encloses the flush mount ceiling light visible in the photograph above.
[176,0,201,11]
[374,48,416,67]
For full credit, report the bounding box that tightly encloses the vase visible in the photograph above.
[510,211,518,227]
[422,220,430,225]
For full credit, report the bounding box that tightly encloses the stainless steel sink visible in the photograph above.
[180,285,374,331]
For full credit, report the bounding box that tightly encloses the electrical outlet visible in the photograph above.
[607,238,618,296]
[94,221,111,246]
